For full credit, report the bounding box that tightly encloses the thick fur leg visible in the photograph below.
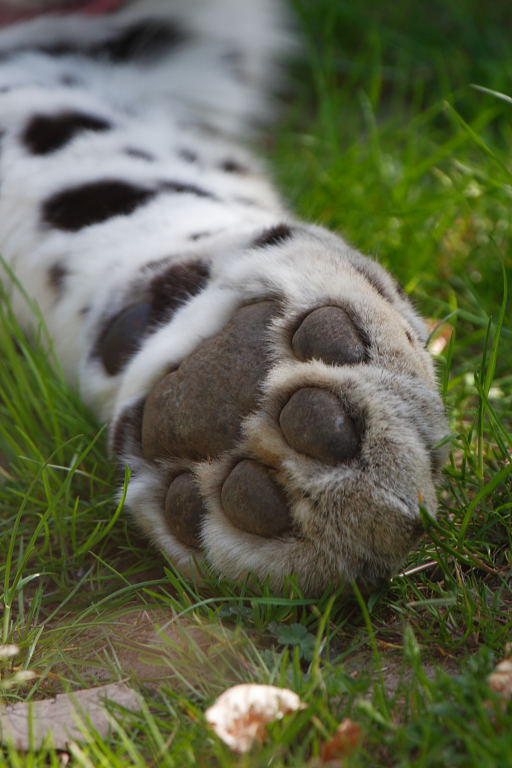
[0,1,448,594]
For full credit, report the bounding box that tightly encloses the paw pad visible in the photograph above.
[221,460,291,537]
[292,306,366,365]
[130,286,443,591]
[164,473,205,548]
[279,387,361,464]
[142,300,278,460]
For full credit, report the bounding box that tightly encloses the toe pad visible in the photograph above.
[221,460,292,537]
[164,473,205,549]
[280,387,361,464]
[292,306,366,366]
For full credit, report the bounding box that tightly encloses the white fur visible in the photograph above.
[0,0,449,593]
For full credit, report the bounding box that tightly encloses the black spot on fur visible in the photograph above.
[160,180,213,199]
[111,399,145,462]
[124,147,155,162]
[23,111,111,155]
[1,19,187,62]
[252,224,293,249]
[220,158,248,174]
[178,148,198,163]
[189,231,212,241]
[221,49,246,81]
[60,74,81,87]
[42,180,155,231]
[32,43,78,57]
[97,301,152,376]
[0,42,82,58]
[47,263,68,295]
[93,261,209,376]
[149,261,210,323]
[92,20,188,62]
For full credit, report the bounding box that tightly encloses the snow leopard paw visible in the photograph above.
[111,227,449,595]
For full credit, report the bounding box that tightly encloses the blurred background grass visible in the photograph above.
[274,0,512,316]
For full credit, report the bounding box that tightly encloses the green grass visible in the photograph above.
[1,0,511,765]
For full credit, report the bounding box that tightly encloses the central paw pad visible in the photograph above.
[142,301,277,460]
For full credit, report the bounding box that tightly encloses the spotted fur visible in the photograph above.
[0,0,449,594]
